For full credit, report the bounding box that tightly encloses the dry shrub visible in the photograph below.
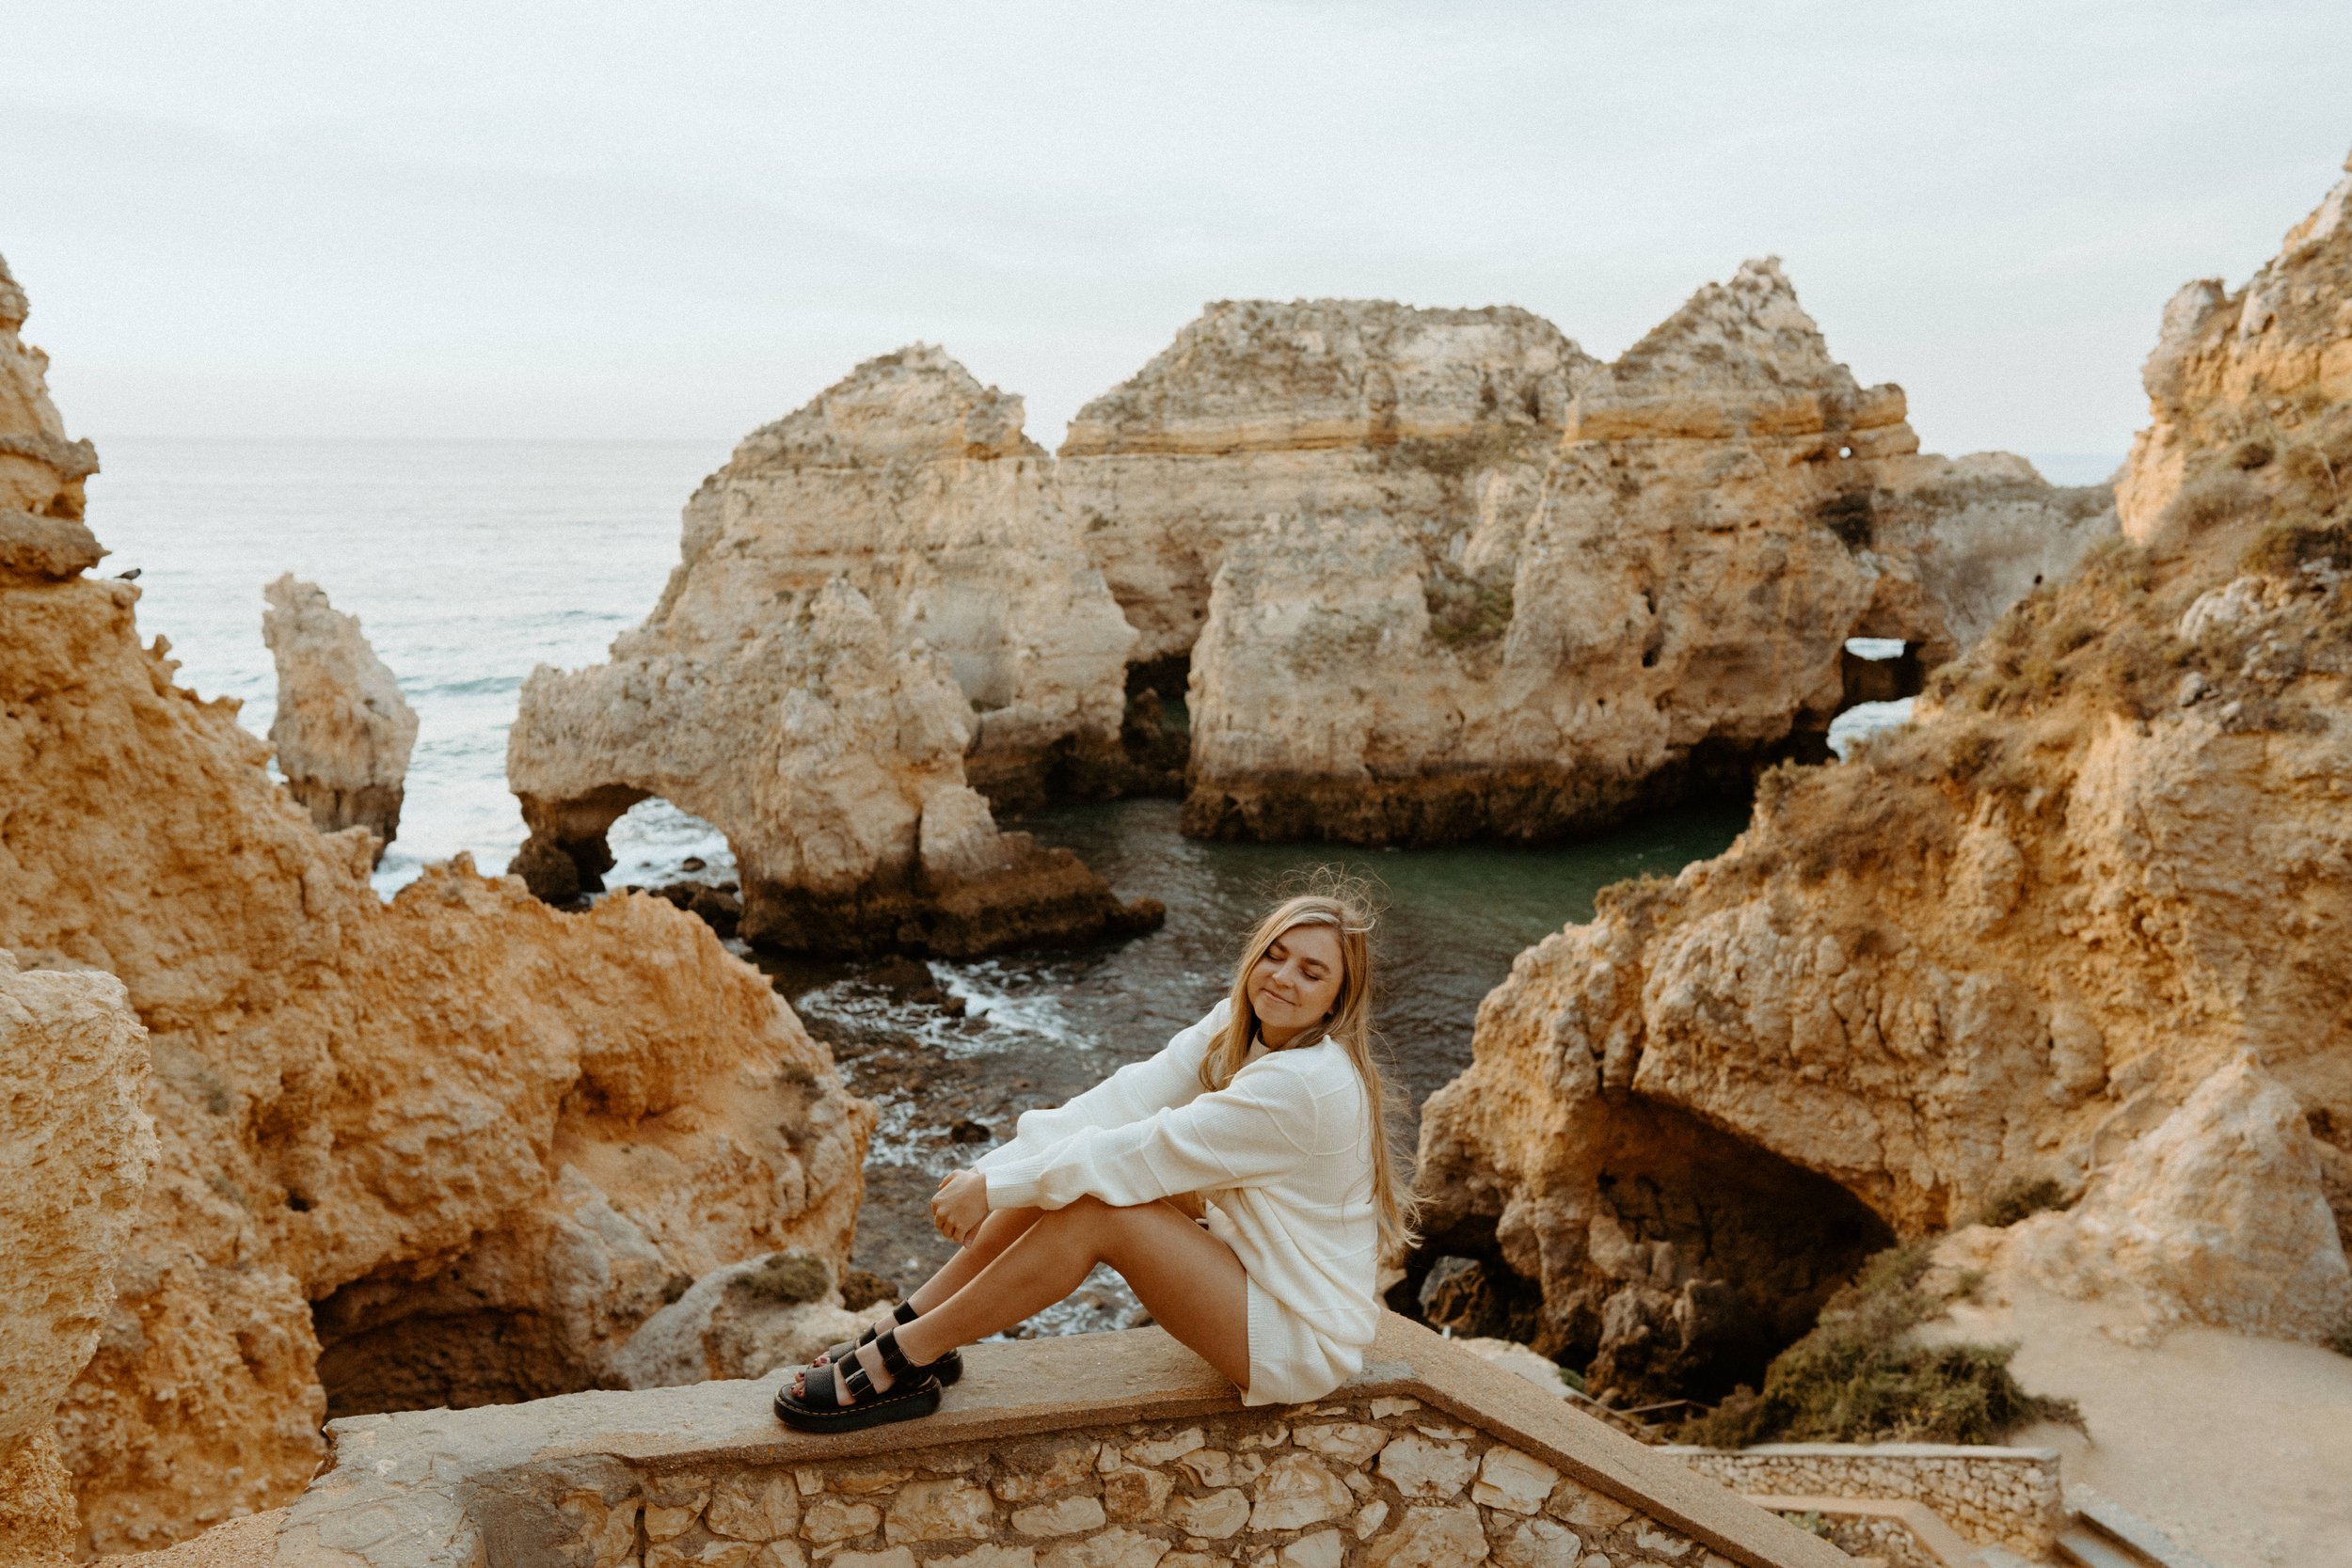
[732,1248,831,1305]
[2242,517,2352,578]
[1977,1176,2065,1227]
[2279,441,2342,503]
[1423,568,1516,648]
[1678,1243,2081,1447]
[2159,467,2269,540]
[2230,436,2276,470]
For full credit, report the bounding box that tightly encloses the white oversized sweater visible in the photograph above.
[972,998,1380,1403]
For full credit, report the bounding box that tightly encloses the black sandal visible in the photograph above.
[775,1324,948,1433]
[821,1301,964,1386]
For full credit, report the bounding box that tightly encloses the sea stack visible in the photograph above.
[506,345,1162,957]
[262,574,419,863]
[1410,162,2352,1402]
[1175,262,2112,844]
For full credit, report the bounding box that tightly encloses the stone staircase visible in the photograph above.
[2051,1489,2217,1568]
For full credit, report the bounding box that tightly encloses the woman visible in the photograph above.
[774,880,1417,1432]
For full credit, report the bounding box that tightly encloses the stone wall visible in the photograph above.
[264,1318,1850,1568]
[1666,1446,2059,1559]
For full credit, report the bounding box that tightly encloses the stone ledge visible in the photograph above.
[268,1316,1851,1568]
[1741,1495,1989,1568]
[1666,1444,2060,1559]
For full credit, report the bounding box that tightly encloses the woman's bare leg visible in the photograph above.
[794,1197,1249,1402]
[813,1206,1042,1367]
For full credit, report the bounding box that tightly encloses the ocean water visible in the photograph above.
[87,436,1762,1316]
[87,437,739,893]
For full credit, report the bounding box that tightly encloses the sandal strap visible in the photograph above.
[841,1358,875,1401]
[803,1362,842,1407]
[893,1299,920,1326]
[874,1324,914,1380]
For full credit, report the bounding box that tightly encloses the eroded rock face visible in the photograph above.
[0,956,155,1564]
[1060,299,1597,671]
[2117,147,2352,542]
[2004,1055,2352,1339]
[262,575,418,862]
[0,252,98,532]
[0,255,872,1553]
[508,347,1161,957]
[1182,263,2111,845]
[607,1248,871,1390]
[1414,169,2352,1393]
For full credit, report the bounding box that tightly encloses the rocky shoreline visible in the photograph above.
[2,140,2349,1562]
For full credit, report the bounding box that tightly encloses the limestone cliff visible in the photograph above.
[0,955,156,1565]
[507,346,1161,957]
[1183,263,2112,845]
[262,575,418,862]
[0,255,872,1554]
[1060,298,1595,675]
[2117,148,2352,542]
[1413,167,2352,1399]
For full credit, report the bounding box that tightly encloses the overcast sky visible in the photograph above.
[4,2,2347,462]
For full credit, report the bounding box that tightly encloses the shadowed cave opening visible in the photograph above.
[313,1296,595,1420]
[1406,1096,1896,1410]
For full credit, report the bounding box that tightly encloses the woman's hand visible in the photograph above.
[931,1169,991,1245]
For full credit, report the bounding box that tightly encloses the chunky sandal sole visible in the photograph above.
[774,1375,941,1433]
[775,1322,951,1434]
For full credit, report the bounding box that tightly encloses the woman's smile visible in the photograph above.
[1249,923,1344,1046]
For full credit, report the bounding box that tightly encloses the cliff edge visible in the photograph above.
[0,250,874,1554]
[1413,163,2352,1400]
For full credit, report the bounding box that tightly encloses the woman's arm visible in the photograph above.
[971,998,1232,1173]
[978,1053,1328,1212]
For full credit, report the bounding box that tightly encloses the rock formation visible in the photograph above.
[0,252,872,1554]
[507,346,1161,957]
[0,955,156,1565]
[1413,164,2352,1400]
[2117,148,2352,542]
[261,575,419,862]
[606,1247,871,1390]
[1180,263,2113,845]
[1059,299,1597,673]
[0,254,97,534]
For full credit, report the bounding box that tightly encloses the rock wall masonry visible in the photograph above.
[267,1319,1851,1568]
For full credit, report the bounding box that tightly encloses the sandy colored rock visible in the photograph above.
[507,348,1160,957]
[2117,146,2352,542]
[0,954,155,1566]
[2005,1054,2352,1338]
[1179,263,2110,845]
[1414,161,2352,1402]
[1060,299,1595,668]
[261,575,418,861]
[0,254,871,1555]
[0,251,98,531]
[608,1250,872,1389]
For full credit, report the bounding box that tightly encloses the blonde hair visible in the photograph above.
[1199,872,1421,1259]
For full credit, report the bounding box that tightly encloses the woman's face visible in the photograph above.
[1249,921,1345,1043]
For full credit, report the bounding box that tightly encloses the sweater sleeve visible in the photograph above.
[981,1053,1323,1212]
[972,999,1231,1174]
